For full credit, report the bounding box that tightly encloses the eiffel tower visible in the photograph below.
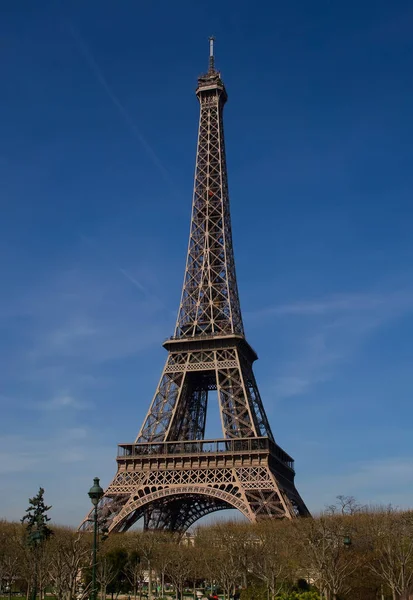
[82,38,309,533]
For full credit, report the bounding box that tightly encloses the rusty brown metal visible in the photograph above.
[80,40,309,533]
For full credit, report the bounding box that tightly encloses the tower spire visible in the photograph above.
[209,35,215,72]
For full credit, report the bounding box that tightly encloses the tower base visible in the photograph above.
[81,437,309,533]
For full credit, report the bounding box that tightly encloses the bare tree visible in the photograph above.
[197,523,243,600]
[48,528,91,600]
[0,521,23,600]
[164,543,194,600]
[292,514,359,600]
[124,551,145,600]
[363,509,413,600]
[19,536,52,600]
[126,530,173,600]
[152,534,176,599]
[96,554,117,600]
[325,495,367,516]
[250,520,293,600]
[4,508,413,600]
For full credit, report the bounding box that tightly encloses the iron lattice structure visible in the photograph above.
[81,39,309,533]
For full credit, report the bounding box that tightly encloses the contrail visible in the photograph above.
[66,21,178,192]
[118,267,147,294]
[80,234,147,295]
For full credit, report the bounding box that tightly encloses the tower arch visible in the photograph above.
[110,486,252,533]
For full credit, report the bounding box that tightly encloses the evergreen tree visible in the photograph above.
[21,487,53,544]
[106,548,129,597]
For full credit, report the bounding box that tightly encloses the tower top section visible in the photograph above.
[174,35,241,339]
[196,36,227,101]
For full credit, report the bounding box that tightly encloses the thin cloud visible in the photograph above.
[35,393,92,411]
[48,318,97,347]
[272,330,340,399]
[0,429,89,474]
[303,457,413,513]
[264,288,413,399]
[273,374,325,399]
[29,313,163,364]
[0,265,168,415]
[252,289,413,318]
[0,428,115,524]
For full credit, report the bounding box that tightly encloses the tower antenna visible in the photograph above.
[209,36,215,72]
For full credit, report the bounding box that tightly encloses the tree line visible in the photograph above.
[1,493,413,600]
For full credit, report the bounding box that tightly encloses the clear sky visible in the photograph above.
[1,0,413,525]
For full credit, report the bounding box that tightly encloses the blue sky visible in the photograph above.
[1,0,413,525]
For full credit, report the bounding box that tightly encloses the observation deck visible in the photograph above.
[117,436,295,475]
[163,332,258,363]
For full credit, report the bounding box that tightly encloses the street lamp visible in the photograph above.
[88,477,104,600]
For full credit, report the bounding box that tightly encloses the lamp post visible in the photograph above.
[88,477,104,600]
